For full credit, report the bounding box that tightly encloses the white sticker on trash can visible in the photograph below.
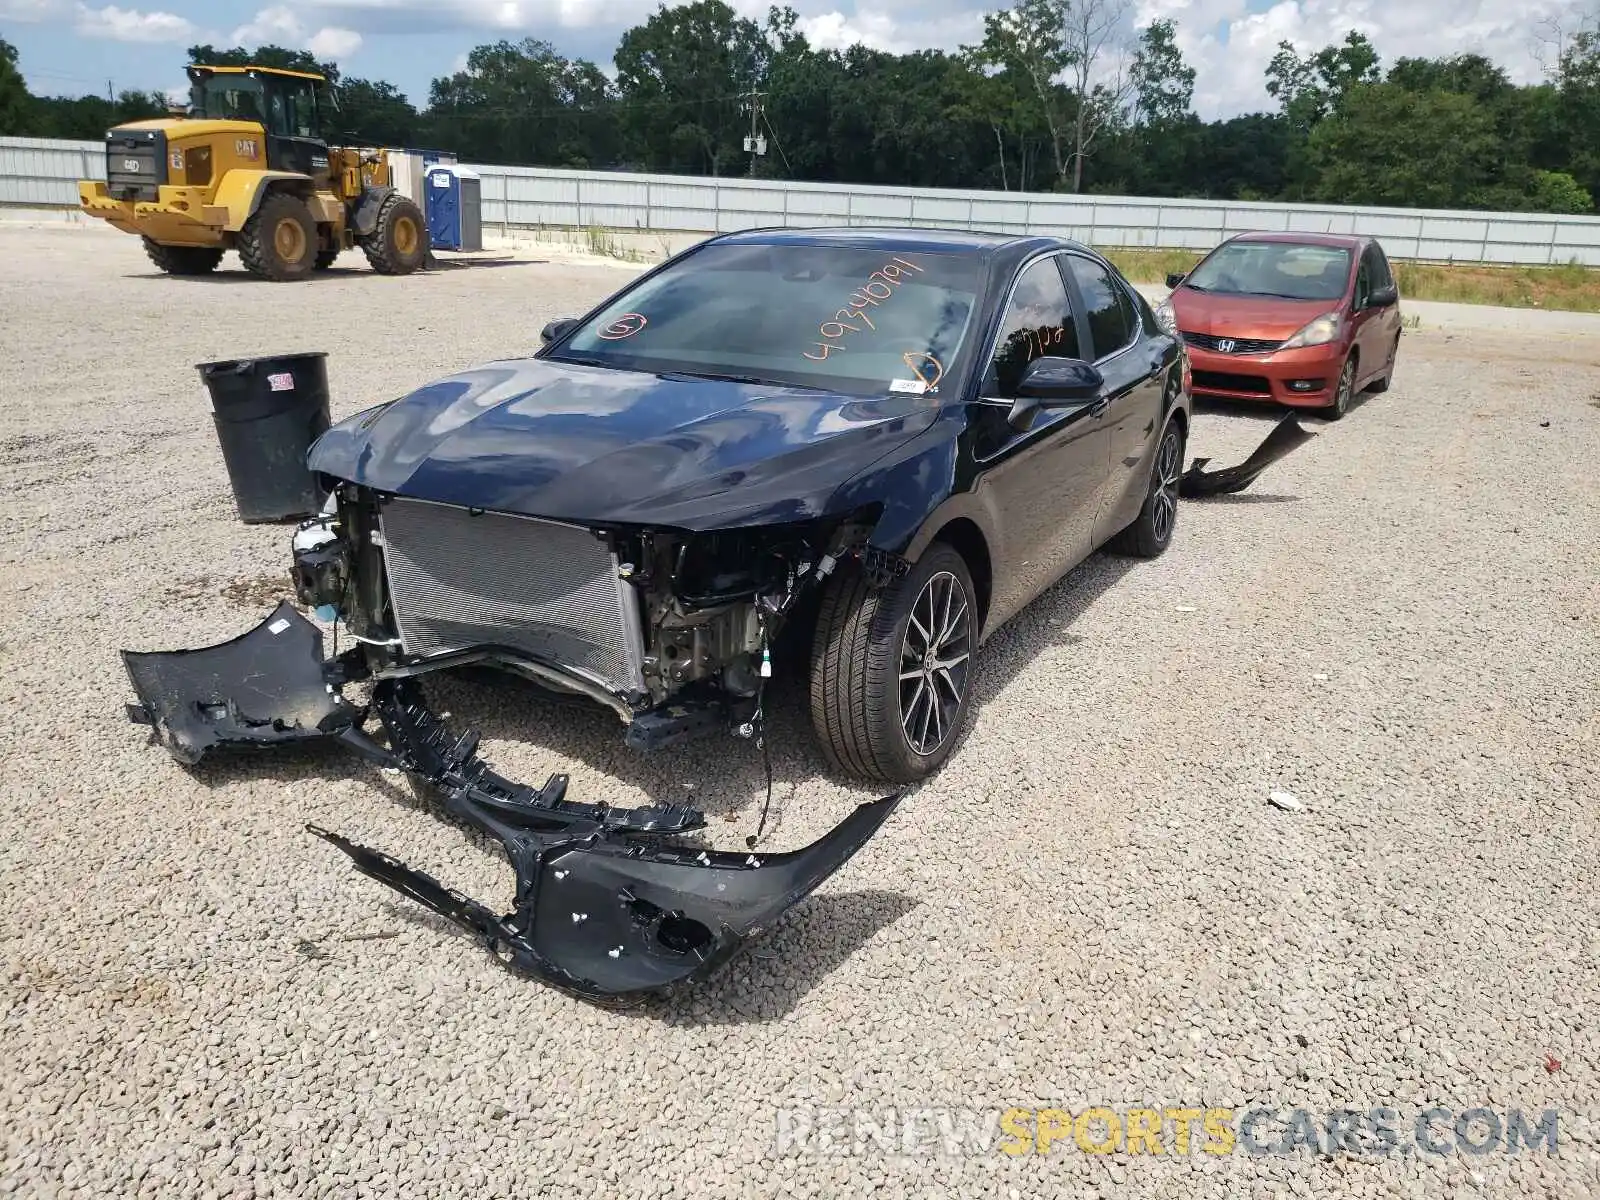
[267,372,295,391]
[268,617,291,635]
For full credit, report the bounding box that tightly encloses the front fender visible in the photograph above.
[213,170,309,231]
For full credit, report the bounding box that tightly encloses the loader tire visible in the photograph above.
[143,239,222,276]
[361,193,429,276]
[238,192,318,282]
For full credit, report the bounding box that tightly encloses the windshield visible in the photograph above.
[1184,241,1353,301]
[547,243,987,397]
[191,75,263,122]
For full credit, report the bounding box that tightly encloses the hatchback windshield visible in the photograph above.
[1183,241,1352,302]
[546,243,987,396]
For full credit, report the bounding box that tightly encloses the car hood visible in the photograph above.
[1172,290,1341,340]
[307,357,941,529]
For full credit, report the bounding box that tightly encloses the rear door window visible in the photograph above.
[1064,255,1138,361]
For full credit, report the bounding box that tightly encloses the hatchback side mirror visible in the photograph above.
[540,317,579,345]
[1008,356,1105,430]
[1165,272,1187,289]
[1366,283,1398,308]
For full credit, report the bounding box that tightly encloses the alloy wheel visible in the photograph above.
[898,570,972,756]
[1333,358,1355,416]
[1151,425,1182,544]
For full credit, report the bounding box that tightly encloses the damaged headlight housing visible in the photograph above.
[291,513,349,619]
[1279,312,1342,350]
[1153,298,1177,335]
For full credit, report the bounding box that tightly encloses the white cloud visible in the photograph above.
[232,5,364,62]
[1140,0,1579,117]
[798,9,903,51]
[307,25,363,57]
[73,2,197,42]
[0,0,67,20]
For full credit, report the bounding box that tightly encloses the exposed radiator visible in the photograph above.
[378,497,646,696]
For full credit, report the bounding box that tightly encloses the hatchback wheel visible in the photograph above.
[1325,353,1357,420]
[809,542,977,784]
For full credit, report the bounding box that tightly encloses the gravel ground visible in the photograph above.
[2,223,1598,1199]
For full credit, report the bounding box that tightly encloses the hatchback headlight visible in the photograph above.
[1153,298,1177,334]
[1279,312,1341,349]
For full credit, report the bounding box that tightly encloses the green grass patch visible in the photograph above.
[1103,247,1600,314]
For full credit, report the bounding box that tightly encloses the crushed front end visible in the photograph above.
[119,486,898,1003]
[286,483,871,749]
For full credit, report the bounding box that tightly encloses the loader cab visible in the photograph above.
[186,65,334,183]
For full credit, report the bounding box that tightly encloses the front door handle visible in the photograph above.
[1090,395,1111,419]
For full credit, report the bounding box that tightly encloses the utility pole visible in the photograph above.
[740,89,767,177]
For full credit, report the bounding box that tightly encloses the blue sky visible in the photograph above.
[0,0,1565,121]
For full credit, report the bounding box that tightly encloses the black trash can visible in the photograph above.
[197,352,332,524]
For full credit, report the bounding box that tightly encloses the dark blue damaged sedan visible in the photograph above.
[121,227,1319,1001]
[305,225,1196,784]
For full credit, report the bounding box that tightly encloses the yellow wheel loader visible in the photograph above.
[78,64,430,282]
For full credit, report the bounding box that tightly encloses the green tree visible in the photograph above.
[1266,30,1379,129]
[613,0,769,175]
[1130,17,1193,126]
[426,39,613,168]
[327,78,417,147]
[1555,29,1600,200]
[969,0,1072,186]
[1304,82,1498,207]
[0,36,31,137]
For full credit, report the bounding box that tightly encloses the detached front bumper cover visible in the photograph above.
[1178,413,1317,499]
[120,604,900,1005]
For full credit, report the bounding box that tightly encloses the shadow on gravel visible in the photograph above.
[123,258,543,284]
[1185,492,1301,505]
[958,551,1140,748]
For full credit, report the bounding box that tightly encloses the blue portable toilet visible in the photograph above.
[424,164,482,252]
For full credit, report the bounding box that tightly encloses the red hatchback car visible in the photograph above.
[1156,232,1404,420]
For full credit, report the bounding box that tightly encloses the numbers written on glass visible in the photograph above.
[805,257,925,361]
[1007,324,1071,358]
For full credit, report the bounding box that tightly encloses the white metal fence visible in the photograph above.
[7,134,1600,267]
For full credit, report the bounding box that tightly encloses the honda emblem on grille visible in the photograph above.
[1216,338,1236,353]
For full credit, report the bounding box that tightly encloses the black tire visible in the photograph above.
[1324,352,1358,420]
[361,193,429,275]
[238,192,318,282]
[142,238,222,276]
[808,542,978,784]
[1366,336,1399,394]
[314,248,340,271]
[1107,417,1185,559]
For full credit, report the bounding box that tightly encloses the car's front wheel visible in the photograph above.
[1324,352,1357,419]
[1107,416,1184,559]
[808,542,977,784]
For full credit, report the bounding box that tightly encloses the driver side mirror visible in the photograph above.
[1366,283,1398,308]
[540,317,579,345]
[1165,272,1187,289]
[1007,356,1105,430]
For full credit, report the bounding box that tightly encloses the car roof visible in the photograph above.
[709,225,1092,259]
[1227,231,1368,249]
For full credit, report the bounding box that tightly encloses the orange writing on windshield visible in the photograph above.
[805,257,925,361]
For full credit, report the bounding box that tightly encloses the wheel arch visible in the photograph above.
[929,518,992,633]
[215,169,316,232]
